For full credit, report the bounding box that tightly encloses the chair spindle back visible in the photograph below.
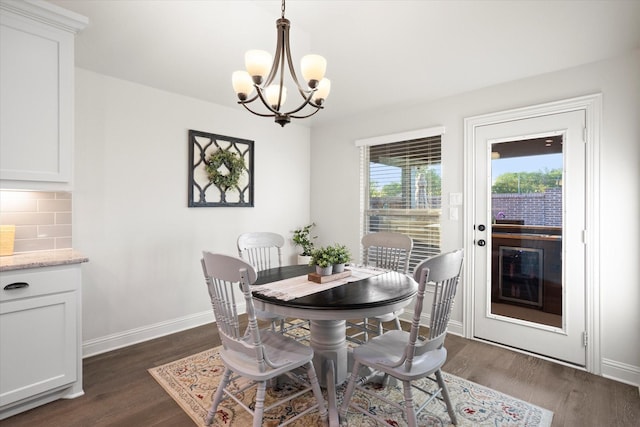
[405,249,464,368]
[237,232,285,272]
[362,231,413,274]
[201,252,271,369]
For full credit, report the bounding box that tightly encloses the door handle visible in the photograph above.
[477,239,486,247]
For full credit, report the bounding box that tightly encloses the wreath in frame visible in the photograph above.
[205,149,246,190]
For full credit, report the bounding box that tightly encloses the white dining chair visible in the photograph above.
[347,231,413,343]
[237,231,310,339]
[339,249,464,427]
[237,231,285,271]
[201,251,328,427]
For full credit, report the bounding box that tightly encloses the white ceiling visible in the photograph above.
[52,0,640,127]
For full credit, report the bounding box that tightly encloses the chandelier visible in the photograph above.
[231,0,330,127]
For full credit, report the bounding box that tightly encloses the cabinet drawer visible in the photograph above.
[0,266,79,302]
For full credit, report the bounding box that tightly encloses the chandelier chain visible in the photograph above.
[281,0,285,18]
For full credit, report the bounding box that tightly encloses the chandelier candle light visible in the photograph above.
[231,0,330,127]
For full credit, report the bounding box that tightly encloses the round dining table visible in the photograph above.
[252,264,417,426]
[252,264,418,386]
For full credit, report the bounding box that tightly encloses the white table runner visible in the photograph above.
[254,266,388,301]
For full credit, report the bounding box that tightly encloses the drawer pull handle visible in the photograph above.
[4,282,29,290]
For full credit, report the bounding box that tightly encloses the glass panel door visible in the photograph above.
[490,136,563,328]
[472,109,586,366]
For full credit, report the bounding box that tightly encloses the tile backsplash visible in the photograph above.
[0,191,72,253]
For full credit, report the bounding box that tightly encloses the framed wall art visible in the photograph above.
[188,130,254,207]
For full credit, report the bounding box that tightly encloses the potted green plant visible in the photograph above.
[292,223,317,265]
[331,244,351,273]
[309,246,335,276]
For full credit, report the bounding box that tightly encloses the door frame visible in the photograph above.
[462,94,602,374]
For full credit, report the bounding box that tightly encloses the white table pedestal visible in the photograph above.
[310,319,348,387]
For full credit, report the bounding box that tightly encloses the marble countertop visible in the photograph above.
[0,249,88,272]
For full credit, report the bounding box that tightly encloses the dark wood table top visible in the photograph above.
[252,264,417,310]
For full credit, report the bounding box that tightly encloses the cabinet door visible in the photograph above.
[0,13,72,182]
[0,2,86,188]
[0,291,77,407]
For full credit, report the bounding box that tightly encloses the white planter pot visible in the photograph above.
[315,265,333,276]
[333,263,345,273]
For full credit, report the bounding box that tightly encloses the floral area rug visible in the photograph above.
[149,345,553,427]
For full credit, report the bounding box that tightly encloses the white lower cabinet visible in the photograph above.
[0,265,83,420]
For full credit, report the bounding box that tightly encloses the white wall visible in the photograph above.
[73,49,639,385]
[310,50,640,386]
[74,69,312,355]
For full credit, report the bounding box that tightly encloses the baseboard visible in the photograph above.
[444,319,464,336]
[601,358,640,388]
[82,311,639,389]
[82,310,214,358]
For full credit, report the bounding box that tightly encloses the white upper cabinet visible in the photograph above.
[0,0,87,190]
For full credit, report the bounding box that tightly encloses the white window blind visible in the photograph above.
[358,130,443,272]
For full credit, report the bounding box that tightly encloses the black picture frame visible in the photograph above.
[188,130,254,207]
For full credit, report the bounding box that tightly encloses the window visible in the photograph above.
[357,127,443,271]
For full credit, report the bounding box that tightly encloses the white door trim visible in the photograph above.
[462,94,602,374]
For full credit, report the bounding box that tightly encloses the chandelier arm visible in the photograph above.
[239,102,277,118]
[289,108,322,120]
[263,21,285,88]
[238,92,261,104]
[279,91,319,116]
[282,20,312,98]
[275,29,287,111]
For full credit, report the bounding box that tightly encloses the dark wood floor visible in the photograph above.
[2,318,639,427]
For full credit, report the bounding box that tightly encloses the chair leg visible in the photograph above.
[338,361,361,422]
[206,367,232,425]
[402,380,418,427]
[305,361,328,422]
[253,381,267,427]
[393,315,402,330]
[435,370,457,425]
